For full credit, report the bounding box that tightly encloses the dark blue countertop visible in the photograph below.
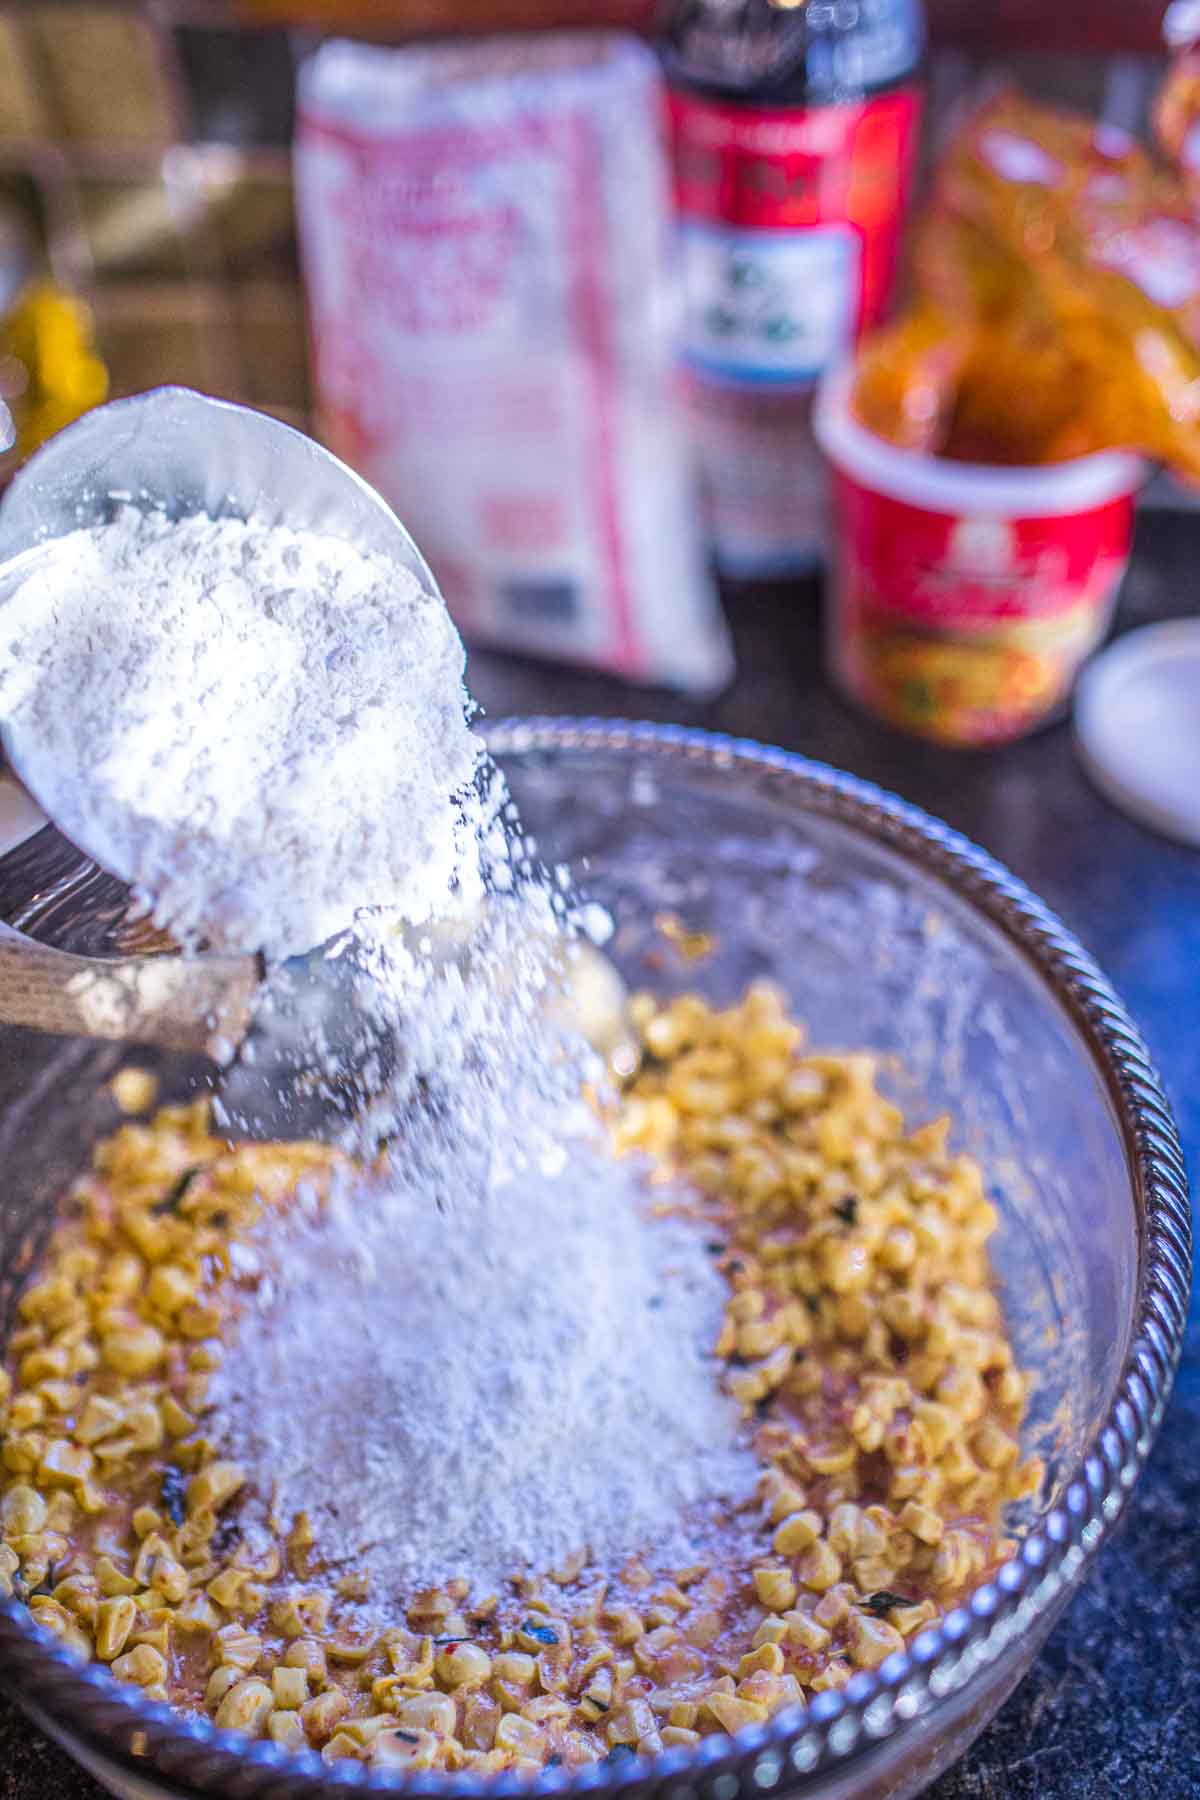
[2,511,1196,1798]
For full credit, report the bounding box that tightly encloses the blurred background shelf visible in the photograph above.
[0,1,1176,434]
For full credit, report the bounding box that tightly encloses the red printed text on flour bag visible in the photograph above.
[661,0,924,574]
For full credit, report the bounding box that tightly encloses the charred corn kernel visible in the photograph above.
[94,1436,137,1471]
[123,1404,165,1453]
[283,1638,327,1683]
[683,1608,722,1648]
[95,1596,137,1661]
[899,1500,944,1546]
[809,1660,852,1693]
[300,1688,348,1743]
[494,1712,545,1757]
[489,1648,532,1692]
[130,1506,162,1540]
[52,1573,98,1621]
[436,1641,492,1686]
[601,1605,643,1645]
[973,1417,1020,1470]
[522,1695,571,1728]
[43,1494,79,1536]
[132,1533,169,1586]
[97,1554,137,1598]
[268,1709,306,1750]
[374,1727,440,1768]
[7,1395,45,1431]
[579,1665,613,1720]
[3,1431,45,1475]
[19,1346,70,1386]
[610,1696,656,1743]
[187,1461,245,1514]
[783,1609,830,1653]
[207,1567,249,1609]
[39,1379,80,1414]
[702,1693,768,1732]
[175,1592,221,1633]
[394,1691,457,1734]
[146,1265,194,1314]
[772,1510,821,1556]
[760,1471,807,1523]
[129,1609,172,1655]
[931,1531,976,1591]
[323,1730,364,1761]
[28,1597,72,1638]
[852,1556,898,1594]
[215,1676,273,1736]
[827,1504,863,1556]
[1,1485,47,1536]
[797,1540,842,1592]
[461,1692,500,1750]
[111,1643,167,1687]
[206,1666,242,1707]
[147,1554,188,1604]
[271,1665,308,1709]
[160,1396,194,1438]
[737,1643,784,1678]
[890,1599,937,1636]
[37,1441,95,1489]
[846,1612,904,1669]
[101,1325,164,1376]
[752,1567,797,1611]
[214,1625,262,1671]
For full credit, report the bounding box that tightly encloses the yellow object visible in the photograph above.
[0,280,108,465]
[0,1014,1037,1766]
[856,88,1200,478]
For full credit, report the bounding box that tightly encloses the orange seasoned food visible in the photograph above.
[857,88,1200,476]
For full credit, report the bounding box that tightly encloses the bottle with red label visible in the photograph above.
[661,0,925,578]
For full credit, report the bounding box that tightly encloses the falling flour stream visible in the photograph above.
[0,502,755,1591]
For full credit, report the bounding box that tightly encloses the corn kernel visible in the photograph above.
[111,1643,167,1687]
[215,1676,273,1736]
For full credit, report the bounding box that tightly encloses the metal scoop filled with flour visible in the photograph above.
[0,388,633,1142]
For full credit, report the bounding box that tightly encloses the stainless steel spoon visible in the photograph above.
[0,388,637,1139]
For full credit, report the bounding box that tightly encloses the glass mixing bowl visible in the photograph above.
[0,720,1189,1800]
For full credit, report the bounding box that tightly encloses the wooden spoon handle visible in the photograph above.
[0,925,260,1057]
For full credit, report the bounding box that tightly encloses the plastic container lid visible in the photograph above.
[1074,620,1200,848]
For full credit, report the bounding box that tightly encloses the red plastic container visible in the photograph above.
[814,365,1146,746]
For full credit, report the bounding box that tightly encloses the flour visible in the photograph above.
[214,1137,757,1598]
[1,497,757,1590]
[0,505,482,959]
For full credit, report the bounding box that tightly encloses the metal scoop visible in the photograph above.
[0,388,635,1139]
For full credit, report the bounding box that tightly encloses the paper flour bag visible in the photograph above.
[296,34,732,694]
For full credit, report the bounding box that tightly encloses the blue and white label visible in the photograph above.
[680,223,859,387]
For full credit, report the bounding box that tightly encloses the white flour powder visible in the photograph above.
[215,1141,756,1598]
[0,506,482,958]
[0,496,756,1590]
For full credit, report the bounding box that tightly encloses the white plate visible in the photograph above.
[1074,620,1200,848]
